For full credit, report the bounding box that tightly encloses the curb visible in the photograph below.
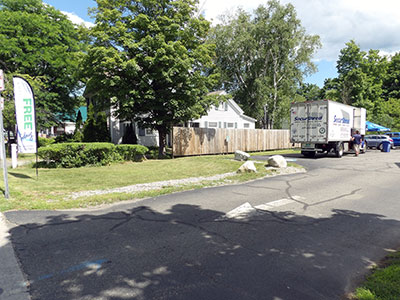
[0,212,30,300]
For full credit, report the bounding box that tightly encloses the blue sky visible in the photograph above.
[44,0,400,88]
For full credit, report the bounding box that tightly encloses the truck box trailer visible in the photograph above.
[290,100,366,157]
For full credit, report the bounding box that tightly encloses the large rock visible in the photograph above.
[267,155,287,168]
[237,161,257,173]
[234,150,250,161]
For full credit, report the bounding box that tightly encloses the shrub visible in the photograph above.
[38,143,117,168]
[55,133,75,143]
[115,144,148,161]
[38,137,56,148]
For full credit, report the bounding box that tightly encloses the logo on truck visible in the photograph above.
[333,115,350,124]
[294,116,323,121]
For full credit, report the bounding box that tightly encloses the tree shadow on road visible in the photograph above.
[5,205,400,300]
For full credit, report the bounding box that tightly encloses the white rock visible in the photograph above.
[234,150,250,161]
[237,161,257,173]
[267,155,287,168]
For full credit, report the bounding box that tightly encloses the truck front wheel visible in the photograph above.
[336,143,344,158]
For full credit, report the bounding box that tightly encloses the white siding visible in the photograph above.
[191,99,255,129]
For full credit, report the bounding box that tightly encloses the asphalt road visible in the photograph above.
[4,149,400,300]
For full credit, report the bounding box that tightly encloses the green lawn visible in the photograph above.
[0,149,301,211]
[354,251,400,300]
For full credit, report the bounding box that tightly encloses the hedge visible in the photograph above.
[115,144,148,161]
[38,143,149,168]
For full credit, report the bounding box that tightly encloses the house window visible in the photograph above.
[138,127,146,136]
[208,122,218,128]
[244,123,250,128]
[215,102,228,111]
[191,122,200,128]
[145,128,154,135]
[227,123,234,128]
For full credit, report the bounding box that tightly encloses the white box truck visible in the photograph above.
[290,100,366,158]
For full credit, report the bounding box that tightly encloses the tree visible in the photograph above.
[73,110,84,141]
[0,0,86,128]
[82,0,219,157]
[296,83,322,102]
[210,1,321,128]
[383,53,400,100]
[82,103,109,142]
[333,40,388,121]
[122,123,138,145]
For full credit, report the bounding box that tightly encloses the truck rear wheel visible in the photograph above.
[336,143,343,158]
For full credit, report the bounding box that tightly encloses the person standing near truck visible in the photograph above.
[352,130,362,156]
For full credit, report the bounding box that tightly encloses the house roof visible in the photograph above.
[209,92,257,123]
[58,106,88,123]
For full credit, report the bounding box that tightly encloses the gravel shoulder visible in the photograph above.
[67,166,305,200]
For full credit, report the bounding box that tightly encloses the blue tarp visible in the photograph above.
[366,121,390,132]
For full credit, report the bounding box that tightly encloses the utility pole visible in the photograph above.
[0,69,9,198]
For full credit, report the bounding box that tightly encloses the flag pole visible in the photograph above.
[0,70,9,198]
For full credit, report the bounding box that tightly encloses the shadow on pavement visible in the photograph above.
[5,205,400,300]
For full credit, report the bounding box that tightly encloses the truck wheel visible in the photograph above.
[336,143,343,158]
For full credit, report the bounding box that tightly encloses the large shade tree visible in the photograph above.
[210,0,321,128]
[83,0,219,157]
[0,0,86,128]
[321,40,388,123]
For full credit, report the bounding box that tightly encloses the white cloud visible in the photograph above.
[199,0,400,62]
[61,11,94,28]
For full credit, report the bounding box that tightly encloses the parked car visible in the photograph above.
[386,132,400,146]
[364,135,395,149]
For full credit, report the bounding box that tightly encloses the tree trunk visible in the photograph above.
[157,126,167,158]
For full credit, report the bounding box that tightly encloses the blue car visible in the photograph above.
[386,132,400,146]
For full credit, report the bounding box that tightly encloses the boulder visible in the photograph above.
[267,155,287,168]
[237,161,257,173]
[234,150,250,161]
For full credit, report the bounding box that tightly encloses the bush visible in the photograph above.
[38,137,56,148]
[115,144,148,161]
[38,143,149,168]
[55,133,75,143]
[38,143,117,168]
[145,146,172,159]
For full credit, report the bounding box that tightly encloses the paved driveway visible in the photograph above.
[4,150,400,300]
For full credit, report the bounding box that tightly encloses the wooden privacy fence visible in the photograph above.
[172,127,296,157]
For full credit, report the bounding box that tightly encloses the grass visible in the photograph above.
[0,149,302,211]
[354,251,400,300]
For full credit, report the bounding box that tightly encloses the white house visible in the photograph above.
[189,91,256,129]
[109,91,256,146]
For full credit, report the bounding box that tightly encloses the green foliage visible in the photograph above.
[38,143,150,167]
[322,40,389,124]
[296,83,322,102]
[82,0,219,157]
[0,0,87,128]
[122,123,138,145]
[38,137,55,148]
[145,146,172,159]
[210,0,321,128]
[83,103,110,142]
[54,133,75,143]
[115,144,148,161]
[383,53,400,99]
[38,142,119,168]
[355,252,400,300]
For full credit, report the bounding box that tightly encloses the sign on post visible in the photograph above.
[13,77,37,153]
